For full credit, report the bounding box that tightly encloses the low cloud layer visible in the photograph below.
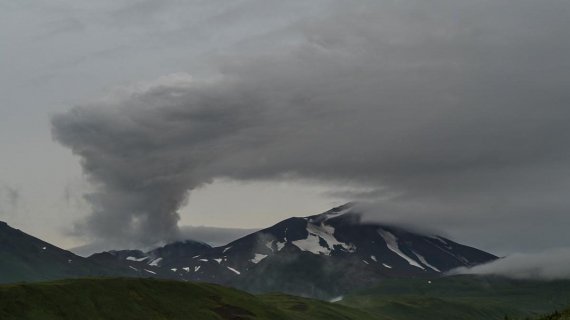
[452,248,570,280]
[52,0,570,249]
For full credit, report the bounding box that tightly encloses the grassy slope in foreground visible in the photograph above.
[0,278,375,320]
[535,307,570,320]
[341,275,570,320]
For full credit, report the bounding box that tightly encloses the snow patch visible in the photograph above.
[292,222,355,255]
[432,236,448,246]
[214,258,223,264]
[194,266,200,272]
[276,242,286,251]
[149,257,163,266]
[223,247,232,253]
[382,263,392,269]
[329,296,344,303]
[170,268,177,272]
[199,259,208,262]
[370,255,377,262]
[250,253,268,264]
[144,269,156,274]
[413,251,441,272]
[363,260,369,264]
[129,266,138,271]
[183,267,190,272]
[265,241,274,252]
[378,229,424,270]
[126,256,148,262]
[227,267,240,275]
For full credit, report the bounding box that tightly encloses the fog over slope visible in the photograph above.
[452,248,570,280]
[51,0,570,254]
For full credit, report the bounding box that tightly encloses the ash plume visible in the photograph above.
[52,0,570,249]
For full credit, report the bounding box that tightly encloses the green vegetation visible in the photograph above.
[260,293,379,320]
[0,278,375,320]
[340,275,570,320]
[535,308,570,320]
[2,275,570,320]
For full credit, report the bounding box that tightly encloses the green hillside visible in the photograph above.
[340,275,570,320]
[0,278,375,320]
[2,276,570,320]
[535,307,570,320]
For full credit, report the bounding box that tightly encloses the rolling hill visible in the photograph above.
[339,275,570,320]
[0,278,375,320]
[2,276,570,320]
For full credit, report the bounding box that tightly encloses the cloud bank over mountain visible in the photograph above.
[452,248,570,280]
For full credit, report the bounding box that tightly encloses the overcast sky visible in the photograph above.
[1,0,570,255]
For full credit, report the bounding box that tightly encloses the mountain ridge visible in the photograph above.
[0,204,497,298]
[91,203,497,298]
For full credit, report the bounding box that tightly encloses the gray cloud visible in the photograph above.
[451,248,570,280]
[52,0,570,250]
[0,184,20,216]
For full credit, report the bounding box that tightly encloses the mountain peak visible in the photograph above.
[306,202,361,225]
[97,204,496,298]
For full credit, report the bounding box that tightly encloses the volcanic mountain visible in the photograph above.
[96,204,497,298]
[0,204,496,297]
